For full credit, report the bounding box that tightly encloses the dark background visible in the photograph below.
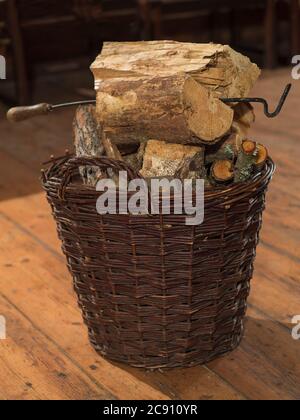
[0,0,298,105]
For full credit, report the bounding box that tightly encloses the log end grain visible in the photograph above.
[211,159,234,183]
[184,77,234,143]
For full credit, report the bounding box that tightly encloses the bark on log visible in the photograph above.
[73,105,104,185]
[95,74,234,145]
[234,140,258,183]
[73,105,103,157]
[91,41,260,100]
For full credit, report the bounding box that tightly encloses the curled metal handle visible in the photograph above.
[221,83,292,118]
[7,84,292,122]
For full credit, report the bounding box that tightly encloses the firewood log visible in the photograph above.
[95,74,234,145]
[255,144,268,168]
[73,105,104,185]
[234,140,258,183]
[91,41,260,100]
[242,140,257,154]
[211,159,234,184]
[73,105,103,157]
[140,140,204,178]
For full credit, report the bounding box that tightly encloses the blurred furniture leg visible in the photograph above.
[152,1,163,39]
[138,0,152,39]
[265,0,277,68]
[291,0,299,57]
[7,0,30,105]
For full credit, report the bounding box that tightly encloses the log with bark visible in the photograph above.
[73,42,265,187]
[74,105,149,182]
[234,140,258,183]
[95,74,234,145]
[91,41,260,100]
[74,105,103,158]
[73,105,104,185]
[211,159,234,184]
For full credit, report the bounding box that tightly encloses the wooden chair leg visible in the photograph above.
[291,0,299,57]
[264,0,277,69]
[7,0,31,105]
[138,0,152,40]
[151,3,163,40]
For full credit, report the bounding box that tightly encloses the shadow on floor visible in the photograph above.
[106,316,297,400]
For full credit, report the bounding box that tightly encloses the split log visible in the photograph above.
[73,105,103,157]
[91,41,261,100]
[140,140,203,178]
[73,105,104,185]
[211,160,234,184]
[234,140,258,183]
[95,74,234,145]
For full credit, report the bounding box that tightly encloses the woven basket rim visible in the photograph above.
[43,155,275,204]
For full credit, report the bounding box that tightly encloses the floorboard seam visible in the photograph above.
[0,291,119,401]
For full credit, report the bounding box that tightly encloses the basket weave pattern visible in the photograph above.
[43,156,274,369]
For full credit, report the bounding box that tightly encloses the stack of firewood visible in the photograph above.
[74,41,268,187]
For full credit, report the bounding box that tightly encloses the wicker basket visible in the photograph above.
[42,155,275,369]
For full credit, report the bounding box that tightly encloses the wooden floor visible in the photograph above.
[0,68,299,400]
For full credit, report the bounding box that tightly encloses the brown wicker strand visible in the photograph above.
[42,155,275,369]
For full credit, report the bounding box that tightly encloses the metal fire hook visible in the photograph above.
[221,83,292,118]
[7,84,292,123]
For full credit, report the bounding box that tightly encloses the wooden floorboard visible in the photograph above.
[0,293,115,400]
[0,68,299,400]
[0,212,243,400]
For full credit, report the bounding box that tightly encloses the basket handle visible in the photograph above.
[56,156,144,200]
